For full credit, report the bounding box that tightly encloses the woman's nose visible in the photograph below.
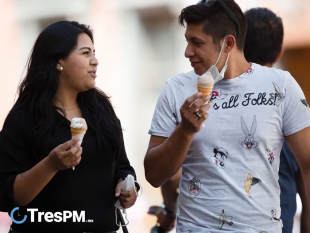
[91,55,99,66]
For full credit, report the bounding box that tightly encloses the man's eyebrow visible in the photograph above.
[185,35,203,41]
[190,38,204,42]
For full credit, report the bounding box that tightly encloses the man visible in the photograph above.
[244,7,310,233]
[144,0,310,232]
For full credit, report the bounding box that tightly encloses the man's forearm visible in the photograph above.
[161,168,181,212]
[144,126,195,187]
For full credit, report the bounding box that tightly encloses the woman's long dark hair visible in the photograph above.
[13,21,121,157]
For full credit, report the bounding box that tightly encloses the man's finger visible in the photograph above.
[189,95,211,112]
[182,92,202,109]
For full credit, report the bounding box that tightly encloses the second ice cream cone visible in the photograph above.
[197,86,213,97]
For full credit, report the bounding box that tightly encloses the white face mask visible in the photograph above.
[200,36,230,84]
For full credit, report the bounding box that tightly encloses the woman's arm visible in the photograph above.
[13,139,82,206]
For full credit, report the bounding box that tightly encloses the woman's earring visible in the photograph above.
[59,66,63,71]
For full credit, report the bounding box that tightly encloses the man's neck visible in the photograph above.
[223,54,250,79]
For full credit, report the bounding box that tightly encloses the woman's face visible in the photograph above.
[58,33,98,93]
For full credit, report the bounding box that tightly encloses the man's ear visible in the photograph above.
[224,35,235,53]
[275,46,284,63]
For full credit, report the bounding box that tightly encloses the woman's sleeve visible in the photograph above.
[114,122,139,189]
[0,108,34,211]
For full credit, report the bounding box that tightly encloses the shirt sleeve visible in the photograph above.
[114,121,138,189]
[282,72,310,136]
[148,82,178,137]
[0,107,34,211]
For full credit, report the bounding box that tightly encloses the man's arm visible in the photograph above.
[144,93,210,187]
[296,170,310,232]
[161,168,181,213]
[286,126,310,206]
[155,168,182,231]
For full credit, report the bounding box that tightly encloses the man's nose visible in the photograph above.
[184,44,195,58]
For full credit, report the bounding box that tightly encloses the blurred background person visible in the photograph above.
[244,7,310,233]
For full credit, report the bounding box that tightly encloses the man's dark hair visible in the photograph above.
[178,0,247,51]
[244,8,283,65]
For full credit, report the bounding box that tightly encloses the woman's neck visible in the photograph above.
[54,92,82,120]
[54,89,78,109]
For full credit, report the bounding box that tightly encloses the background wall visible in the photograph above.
[0,0,309,232]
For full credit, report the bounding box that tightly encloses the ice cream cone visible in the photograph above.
[71,130,86,146]
[70,128,86,136]
[197,71,214,97]
[197,86,213,97]
[70,118,87,170]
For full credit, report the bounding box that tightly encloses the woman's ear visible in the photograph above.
[56,62,63,71]
[224,35,235,53]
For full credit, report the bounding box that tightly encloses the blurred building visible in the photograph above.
[0,0,309,232]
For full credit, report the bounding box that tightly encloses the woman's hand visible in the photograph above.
[47,138,83,171]
[115,179,137,209]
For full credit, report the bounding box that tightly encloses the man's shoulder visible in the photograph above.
[166,70,197,88]
[253,63,289,76]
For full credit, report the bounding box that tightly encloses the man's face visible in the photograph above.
[184,24,220,75]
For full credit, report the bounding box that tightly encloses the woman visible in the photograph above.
[0,21,138,233]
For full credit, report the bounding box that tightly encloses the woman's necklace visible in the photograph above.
[63,106,78,111]
[55,105,78,111]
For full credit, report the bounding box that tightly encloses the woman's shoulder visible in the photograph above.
[3,105,33,130]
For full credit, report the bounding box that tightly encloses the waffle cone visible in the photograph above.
[197,86,213,97]
[70,128,86,136]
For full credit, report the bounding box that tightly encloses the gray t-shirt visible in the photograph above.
[149,63,310,233]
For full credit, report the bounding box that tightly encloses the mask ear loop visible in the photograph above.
[219,52,230,76]
[214,36,227,66]
[115,208,129,227]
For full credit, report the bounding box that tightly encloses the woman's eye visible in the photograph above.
[83,52,89,55]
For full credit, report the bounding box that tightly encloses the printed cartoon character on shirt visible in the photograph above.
[210,147,228,169]
[244,173,261,197]
[188,178,200,199]
[270,208,280,223]
[245,64,254,74]
[211,89,228,102]
[270,82,285,106]
[241,115,258,149]
[213,210,233,230]
[301,98,310,112]
[266,148,276,165]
